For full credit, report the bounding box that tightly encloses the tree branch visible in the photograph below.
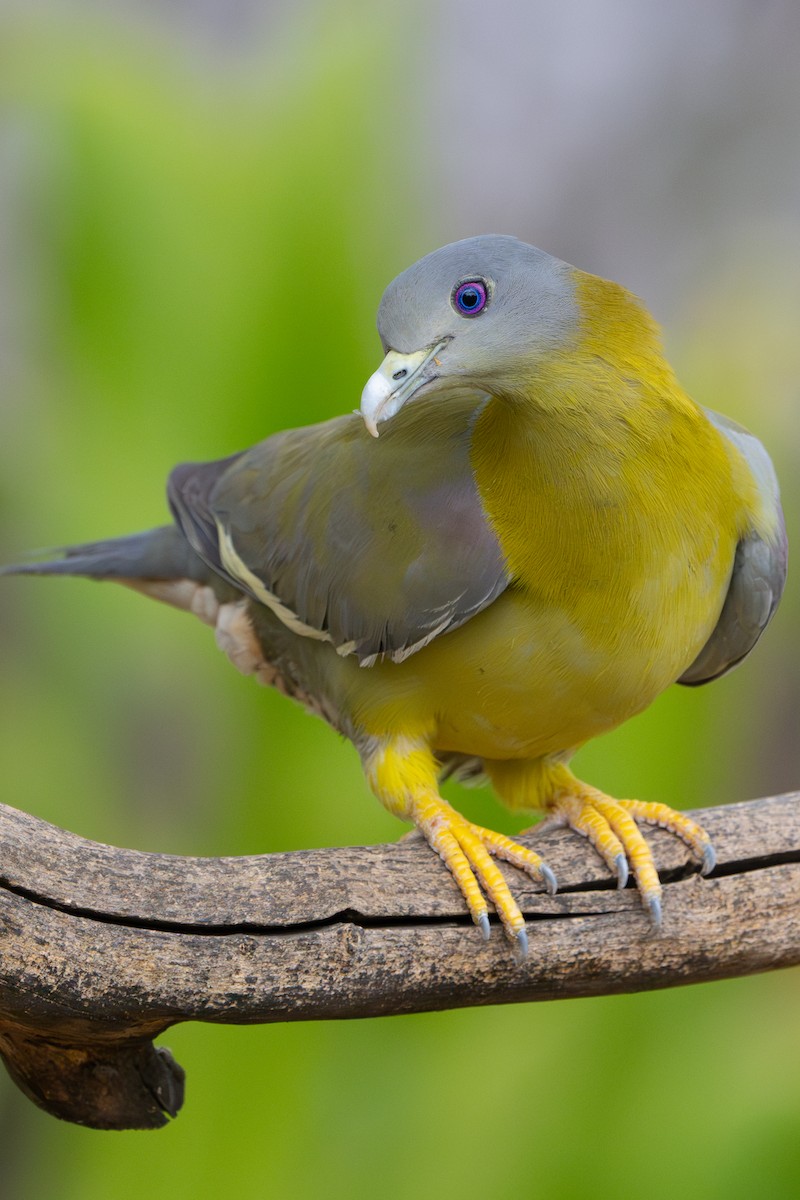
[0,793,797,1129]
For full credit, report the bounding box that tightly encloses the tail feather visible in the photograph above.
[0,525,212,584]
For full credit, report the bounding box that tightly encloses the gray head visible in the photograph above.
[360,235,578,435]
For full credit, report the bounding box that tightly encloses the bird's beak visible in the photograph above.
[360,341,448,437]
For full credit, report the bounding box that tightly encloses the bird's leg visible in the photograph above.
[485,759,715,927]
[363,737,557,954]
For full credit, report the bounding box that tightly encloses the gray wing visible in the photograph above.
[168,393,509,666]
[679,409,788,687]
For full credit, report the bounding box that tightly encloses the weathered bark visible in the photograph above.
[0,793,797,1129]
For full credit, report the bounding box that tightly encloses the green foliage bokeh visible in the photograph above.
[0,8,797,1200]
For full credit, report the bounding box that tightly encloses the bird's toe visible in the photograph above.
[544,775,715,924]
[409,795,557,953]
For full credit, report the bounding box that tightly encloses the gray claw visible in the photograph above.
[646,893,663,929]
[614,853,629,890]
[477,911,491,941]
[514,926,529,961]
[701,843,716,876]
[540,864,558,896]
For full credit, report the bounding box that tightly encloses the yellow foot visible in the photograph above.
[412,794,557,956]
[544,781,715,927]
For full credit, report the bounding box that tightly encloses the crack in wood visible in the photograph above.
[0,793,797,1130]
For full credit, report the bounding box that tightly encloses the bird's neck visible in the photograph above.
[469,317,746,604]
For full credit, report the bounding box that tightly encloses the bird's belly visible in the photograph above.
[438,611,661,758]
[351,576,729,761]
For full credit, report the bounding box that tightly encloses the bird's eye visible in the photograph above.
[452,279,488,317]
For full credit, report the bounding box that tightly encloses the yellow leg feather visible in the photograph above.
[364,739,556,953]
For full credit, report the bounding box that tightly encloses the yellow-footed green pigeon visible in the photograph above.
[3,235,787,955]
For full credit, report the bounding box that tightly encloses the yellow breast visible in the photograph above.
[341,270,761,762]
[425,270,755,758]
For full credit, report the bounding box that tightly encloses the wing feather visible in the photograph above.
[167,394,509,665]
[679,410,787,686]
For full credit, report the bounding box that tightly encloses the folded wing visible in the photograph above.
[679,409,787,686]
[168,395,510,666]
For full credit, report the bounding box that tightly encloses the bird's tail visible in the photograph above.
[0,525,211,585]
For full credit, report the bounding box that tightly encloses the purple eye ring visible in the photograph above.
[452,278,489,317]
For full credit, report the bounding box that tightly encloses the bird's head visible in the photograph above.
[360,235,579,437]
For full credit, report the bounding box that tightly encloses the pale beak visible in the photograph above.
[360,341,448,437]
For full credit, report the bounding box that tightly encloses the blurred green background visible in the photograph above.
[0,3,798,1198]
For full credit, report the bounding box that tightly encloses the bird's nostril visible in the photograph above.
[392,369,407,381]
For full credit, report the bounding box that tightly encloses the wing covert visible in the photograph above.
[168,394,510,666]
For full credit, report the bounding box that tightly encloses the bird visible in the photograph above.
[2,235,787,956]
